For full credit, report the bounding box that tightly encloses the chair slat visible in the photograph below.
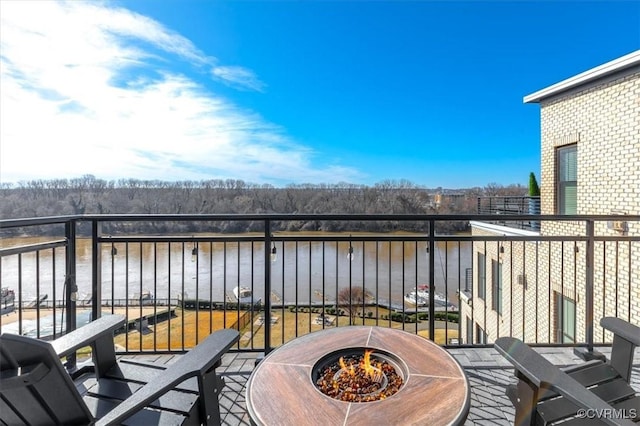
[612,396,640,423]
[111,359,199,392]
[83,395,190,426]
[538,378,636,423]
[82,376,198,414]
[538,363,621,401]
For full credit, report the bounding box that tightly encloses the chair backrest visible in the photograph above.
[0,333,94,425]
[601,317,640,383]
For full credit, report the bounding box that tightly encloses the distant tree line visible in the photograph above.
[0,175,526,235]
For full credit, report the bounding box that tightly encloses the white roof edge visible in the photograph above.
[469,221,540,236]
[523,50,640,104]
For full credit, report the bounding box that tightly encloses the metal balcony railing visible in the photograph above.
[1,213,638,370]
[477,196,541,230]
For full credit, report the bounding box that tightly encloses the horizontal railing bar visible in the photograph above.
[593,236,640,242]
[3,213,639,225]
[95,234,640,244]
[82,213,640,221]
[98,235,268,243]
[0,239,67,257]
[0,215,82,228]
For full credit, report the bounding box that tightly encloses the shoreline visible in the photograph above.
[3,305,460,346]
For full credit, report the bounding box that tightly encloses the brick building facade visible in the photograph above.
[463,51,640,345]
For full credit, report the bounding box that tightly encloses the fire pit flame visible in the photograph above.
[362,349,383,383]
[338,356,356,376]
[315,348,404,403]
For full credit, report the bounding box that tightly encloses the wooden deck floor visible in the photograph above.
[121,346,640,425]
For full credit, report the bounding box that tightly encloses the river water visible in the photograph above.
[1,235,472,308]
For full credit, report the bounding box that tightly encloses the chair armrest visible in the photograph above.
[50,315,125,358]
[601,317,640,347]
[495,337,635,426]
[95,328,239,426]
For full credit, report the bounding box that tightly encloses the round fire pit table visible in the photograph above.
[246,326,470,425]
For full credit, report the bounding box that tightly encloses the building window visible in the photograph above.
[492,260,503,315]
[466,317,473,346]
[477,253,486,300]
[476,324,487,344]
[555,293,576,343]
[557,144,577,214]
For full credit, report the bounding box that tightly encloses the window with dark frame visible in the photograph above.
[557,144,577,214]
[492,259,503,315]
[555,292,576,343]
[475,324,487,344]
[477,252,486,300]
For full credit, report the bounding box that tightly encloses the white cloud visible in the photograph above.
[212,65,266,92]
[0,0,360,185]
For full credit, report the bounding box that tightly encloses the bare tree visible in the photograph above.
[337,286,370,324]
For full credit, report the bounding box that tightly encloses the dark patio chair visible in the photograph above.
[0,314,239,425]
[495,317,639,426]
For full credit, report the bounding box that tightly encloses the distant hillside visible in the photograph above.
[0,176,526,234]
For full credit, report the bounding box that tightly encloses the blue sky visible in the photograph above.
[1,1,638,188]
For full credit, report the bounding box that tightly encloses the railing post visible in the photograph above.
[575,219,604,361]
[64,220,77,369]
[428,219,435,341]
[264,220,272,354]
[585,219,595,353]
[91,220,102,321]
